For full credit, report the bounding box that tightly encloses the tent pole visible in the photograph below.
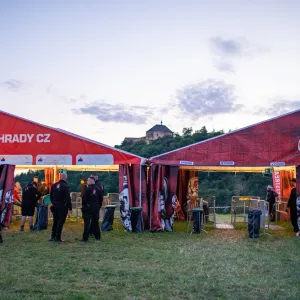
[53,166,57,182]
[139,165,142,207]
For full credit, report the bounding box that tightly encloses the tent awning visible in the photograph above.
[0,110,145,167]
[180,165,296,173]
[150,109,300,167]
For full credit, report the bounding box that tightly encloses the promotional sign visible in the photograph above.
[76,154,114,165]
[272,171,281,198]
[270,162,285,167]
[220,161,235,166]
[0,133,50,144]
[180,161,194,166]
[36,155,72,165]
[0,155,33,165]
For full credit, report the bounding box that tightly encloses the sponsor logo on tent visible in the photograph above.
[0,134,51,143]
[179,160,194,166]
[0,155,33,165]
[272,171,281,197]
[36,155,72,165]
[270,162,285,167]
[76,154,114,165]
[220,161,235,166]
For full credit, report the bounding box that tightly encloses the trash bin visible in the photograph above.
[34,204,49,230]
[101,205,116,232]
[130,207,144,233]
[248,209,262,238]
[192,208,203,234]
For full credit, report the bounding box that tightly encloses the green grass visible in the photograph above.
[1,220,300,300]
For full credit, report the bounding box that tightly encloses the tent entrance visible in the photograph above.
[176,165,296,229]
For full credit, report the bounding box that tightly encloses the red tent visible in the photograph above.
[0,110,145,169]
[0,110,148,230]
[150,109,300,168]
[147,110,300,231]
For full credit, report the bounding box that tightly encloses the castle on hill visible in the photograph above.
[124,121,173,144]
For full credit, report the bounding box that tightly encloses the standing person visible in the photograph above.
[39,179,49,197]
[15,181,22,200]
[33,176,41,191]
[20,182,41,231]
[89,174,104,237]
[287,178,298,232]
[266,185,278,222]
[81,176,103,242]
[80,178,87,197]
[91,173,104,194]
[49,173,72,242]
[14,183,21,202]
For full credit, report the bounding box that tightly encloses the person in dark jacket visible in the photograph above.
[81,176,103,242]
[89,174,104,237]
[49,173,72,242]
[266,185,278,222]
[287,178,298,232]
[20,182,41,231]
[91,173,104,194]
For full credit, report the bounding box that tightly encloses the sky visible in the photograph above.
[1,0,300,146]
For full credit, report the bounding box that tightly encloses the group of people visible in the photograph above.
[266,178,300,237]
[0,173,104,244]
[49,172,104,242]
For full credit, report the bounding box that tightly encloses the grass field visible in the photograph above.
[1,219,300,300]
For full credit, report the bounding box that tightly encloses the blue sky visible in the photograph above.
[1,0,300,146]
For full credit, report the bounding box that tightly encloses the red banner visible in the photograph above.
[0,165,15,228]
[272,170,295,200]
[0,111,143,165]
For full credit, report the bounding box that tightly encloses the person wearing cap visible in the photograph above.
[81,176,103,242]
[49,173,72,242]
[266,185,278,222]
[20,181,42,231]
[287,178,298,233]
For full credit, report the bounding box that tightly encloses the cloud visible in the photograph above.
[214,61,235,74]
[73,101,158,124]
[210,37,269,73]
[211,37,243,57]
[176,79,243,117]
[3,79,23,91]
[253,100,300,116]
[210,36,268,58]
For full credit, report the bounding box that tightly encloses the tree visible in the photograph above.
[182,127,193,137]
